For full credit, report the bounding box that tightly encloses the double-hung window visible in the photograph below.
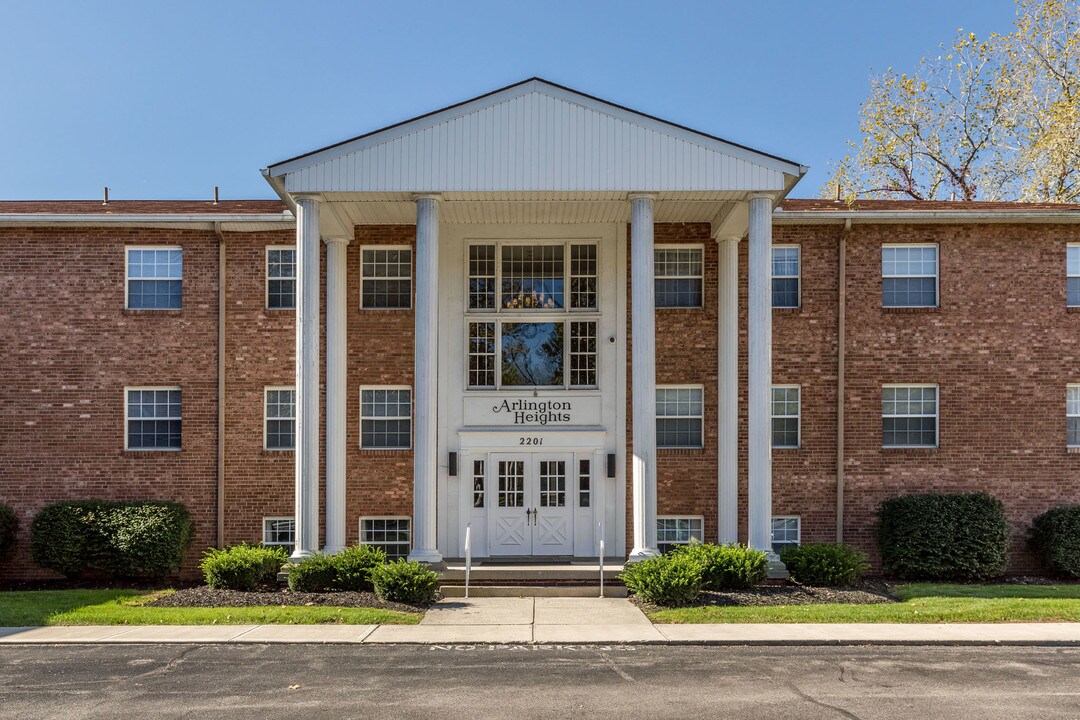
[654,246,703,308]
[771,385,801,449]
[1068,385,1080,448]
[361,247,412,309]
[882,245,938,308]
[360,517,411,559]
[771,246,800,308]
[771,517,801,555]
[264,387,296,450]
[125,387,181,450]
[882,385,938,448]
[126,247,182,309]
[360,387,412,449]
[266,246,296,309]
[656,386,704,449]
[466,242,599,390]
[263,517,295,554]
[1068,245,1079,307]
[656,517,704,554]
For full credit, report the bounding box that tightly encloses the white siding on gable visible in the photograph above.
[281,84,792,194]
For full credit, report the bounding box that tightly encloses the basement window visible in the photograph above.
[771,516,800,555]
[263,517,295,554]
[360,517,411,559]
[656,516,704,554]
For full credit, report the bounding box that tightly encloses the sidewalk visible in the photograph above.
[3,597,1080,645]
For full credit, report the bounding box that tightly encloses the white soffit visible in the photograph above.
[268,79,804,194]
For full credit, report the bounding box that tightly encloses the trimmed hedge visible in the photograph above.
[780,543,869,587]
[0,505,18,560]
[201,545,288,591]
[619,554,703,606]
[370,559,439,605]
[30,501,194,579]
[286,545,388,593]
[1030,505,1080,578]
[876,492,1011,580]
[673,542,768,590]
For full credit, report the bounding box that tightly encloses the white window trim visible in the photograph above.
[771,244,801,309]
[125,246,182,311]
[882,383,940,449]
[360,245,413,310]
[262,516,295,547]
[653,243,705,309]
[263,386,296,451]
[656,515,706,548]
[123,385,182,451]
[656,384,705,449]
[1068,244,1080,308]
[359,516,412,557]
[771,515,801,546]
[359,385,413,450]
[1068,383,1080,448]
[771,384,801,449]
[265,245,296,310]
[882,243,939,309]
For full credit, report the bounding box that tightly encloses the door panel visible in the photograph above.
[531,456,574,555]
[488,457,531,555]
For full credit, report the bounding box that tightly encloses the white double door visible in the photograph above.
[488,453,575,556]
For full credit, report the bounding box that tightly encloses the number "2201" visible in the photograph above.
[519,437,543,446]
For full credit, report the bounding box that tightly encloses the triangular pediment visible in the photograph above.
[266,79,804,194]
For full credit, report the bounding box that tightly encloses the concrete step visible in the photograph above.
[439,585,628,598]
[438,563,624,583]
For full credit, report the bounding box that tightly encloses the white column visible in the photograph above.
[747,194,780,568]
[628,193,659,561]
[717,235,740,545]
[323,235,349,554]
[408,194,443,565]
[291,195,321,561]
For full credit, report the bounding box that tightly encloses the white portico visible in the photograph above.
[263,78,806,568]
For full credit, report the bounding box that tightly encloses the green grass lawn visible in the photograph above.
[0,589,422,626]
[646,583,1080,624]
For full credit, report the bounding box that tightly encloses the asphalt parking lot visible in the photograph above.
[2,643,1079,719]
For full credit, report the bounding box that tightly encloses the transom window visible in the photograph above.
[361,247,412,309]
[266,247,296,309]
[125,387,181,450]
[466,242,599,390]
[126,247,182,309]
[656,386,704,449]
[883,384,938,448]
[263,517,295,554]
[264,387,295,450]
[654,246,703,308]
[772,246,800,308]
[772,385,801,449]
[1068,385,1080,448]
[657,516,704,554]
[360,387,411,449]
[1068,245,1079,307]
[472,460,486,508]
[882,245,938,308]
[578,458,591,508]
[771,516,801,555]
[360,517,411,559]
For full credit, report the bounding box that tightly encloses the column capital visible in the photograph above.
[627,192,657,202]
[322,235,351,246]
[292,193,324,204]
[412,193,442,203]
[747,191,778,203]
[714,234,742,244]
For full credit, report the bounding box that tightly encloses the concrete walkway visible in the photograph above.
[3,597,1080,645]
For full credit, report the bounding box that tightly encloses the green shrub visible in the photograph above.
[877,492,1011,580]
[619,554,703,606]
[201,545,288,591]
[673,542,768,590]
[370,559,439,605]
[0,505,19,560]
[30,501,194,579]
[286,553,340,592]
[1030,505,1080,578]
[780,543,869,586]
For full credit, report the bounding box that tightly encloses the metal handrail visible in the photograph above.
[598,521,605,599]
[464,523,472,599]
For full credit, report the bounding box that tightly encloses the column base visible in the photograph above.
[766,552,789,580]
[322,544,346,555]
[289,549,317,563]
[625,547,660,563]
[408,548,446,569]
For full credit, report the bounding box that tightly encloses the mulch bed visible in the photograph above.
[632,579,899,610]
[145,586,428,614]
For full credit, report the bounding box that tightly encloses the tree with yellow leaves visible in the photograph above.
[826,0,1079,202]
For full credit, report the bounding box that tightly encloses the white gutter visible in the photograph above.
[775,210,1080,224]
[0,212,294,226]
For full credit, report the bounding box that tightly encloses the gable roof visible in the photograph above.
[265,78,806,195]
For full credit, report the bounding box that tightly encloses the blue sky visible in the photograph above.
[0,1,1020,200]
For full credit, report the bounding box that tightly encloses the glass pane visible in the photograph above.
[772,277,799,308]
[1068,278,1080,307]
[469,245,496,310]
[654,278,702,308]
[501,322,563,387]
[128,279,182,309]
[883,277,936,307]
[468,322,497,388]
[501,245,564,309]
[570,244,597,309]
[568,321,597,387]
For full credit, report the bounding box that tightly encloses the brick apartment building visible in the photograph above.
[2,79,1078,579]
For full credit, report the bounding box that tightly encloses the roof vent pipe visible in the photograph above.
[102,187,109,206]
[213,186,219,205]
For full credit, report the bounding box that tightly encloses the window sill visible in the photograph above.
[657,447,706,456]
[1067,447,1080,455]
[882,446,939,454]
[122,308,182,315]
[359,449,412,457]
[123,449,183,456]
[260,449,294,456]
[773,307,801,315]
[773,446,801,451]
[655,306,705,313]
[882,306,939,314]
[1066,306,1080,314]
[359,307,413,314]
